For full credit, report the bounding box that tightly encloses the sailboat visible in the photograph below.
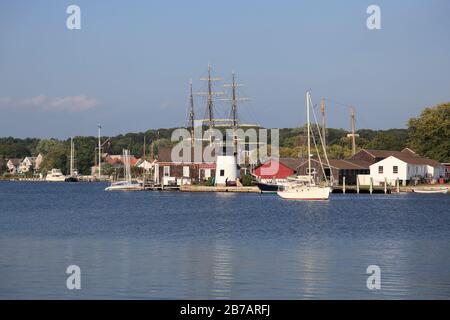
[105,149,142,191]
[277,91,332,200]
[65,137,79,182]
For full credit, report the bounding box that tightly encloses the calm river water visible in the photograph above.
[0,181,449,299]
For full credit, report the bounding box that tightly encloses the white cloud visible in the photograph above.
[0,94,100,112]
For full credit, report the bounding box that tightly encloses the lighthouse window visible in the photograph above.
[220,169,225,177]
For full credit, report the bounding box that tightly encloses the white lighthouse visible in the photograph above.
[215,155,239,186]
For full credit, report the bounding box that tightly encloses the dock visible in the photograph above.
[180,185,261,193]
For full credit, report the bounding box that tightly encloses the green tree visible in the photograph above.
[407,103,450,162]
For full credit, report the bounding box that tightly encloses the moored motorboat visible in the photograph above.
[45,169,66,182]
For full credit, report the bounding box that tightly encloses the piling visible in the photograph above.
[343,176,346,194]
[356,176,360,194]
[370,177,373,194]
[384,177,387,194]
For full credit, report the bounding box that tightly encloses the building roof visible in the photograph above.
[358,149,412,159]
[386,154,442,167]
[157,147,216,164]
[7,158,21,166]
[306,158,371,170]
[278,158,305,170]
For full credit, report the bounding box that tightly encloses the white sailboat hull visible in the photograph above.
[277,186,331,200]
[105,183,142,191]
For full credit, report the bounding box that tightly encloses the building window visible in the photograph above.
[163,166,170,177]
[393,166,398,174]
[220,169,225,177]
[378,166,383,174]
[183,166,190,177]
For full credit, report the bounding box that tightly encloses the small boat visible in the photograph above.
[256,181,284,193]
[65,137,79,182]
[413,188,448,194]
[45,169,66,182]
[105,149,142,191]
[105,181,142,191]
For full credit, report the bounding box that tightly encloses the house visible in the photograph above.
[153,147,205,186]
[351,148,418,164]
[104,154,139,167]
[6,158,21,174]
[370,154,445,186]
[443,163,450,179]
[296,159,371,185]
[253,158,305,182]
[19,154,43,174]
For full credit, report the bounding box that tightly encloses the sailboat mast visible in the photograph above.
[70,137,74,176]
[321,98,326,150]
[307,91,311,186]
[98,124,101,179]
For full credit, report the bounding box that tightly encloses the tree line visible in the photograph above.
[1,103,449,175]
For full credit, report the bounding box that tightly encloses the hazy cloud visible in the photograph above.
[0,95,100,112]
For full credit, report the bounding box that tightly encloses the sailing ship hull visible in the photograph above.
[277,186,331,200]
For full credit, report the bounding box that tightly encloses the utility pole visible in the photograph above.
[98,124,102,180]
[346,107,359,156]
[320,98,326,150]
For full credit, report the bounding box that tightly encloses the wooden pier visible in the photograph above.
[180,185,260,193]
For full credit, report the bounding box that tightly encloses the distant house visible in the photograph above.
[370,154,445,186]
[104,154,139,167]
[253,158,304,181]
[443,163,450,179]
[6,158,21,174]
[19,154,43,174]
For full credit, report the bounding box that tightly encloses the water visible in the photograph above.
[0,181,449,299]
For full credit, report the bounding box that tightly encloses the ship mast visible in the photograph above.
[188,79,195,146]
[306,91,311,186]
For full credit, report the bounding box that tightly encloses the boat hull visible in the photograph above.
[256,182,282,193]
[413,188,448,194]
[105,184,142,191]
[277,186,331,200]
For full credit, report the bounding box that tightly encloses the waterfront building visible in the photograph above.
[6,158,21,174]
[369,154,444,186]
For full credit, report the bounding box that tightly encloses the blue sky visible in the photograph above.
[0,0,449,138]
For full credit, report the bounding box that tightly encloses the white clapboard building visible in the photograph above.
[370,154,444,186]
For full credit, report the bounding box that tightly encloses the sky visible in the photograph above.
[0,0,449,138]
